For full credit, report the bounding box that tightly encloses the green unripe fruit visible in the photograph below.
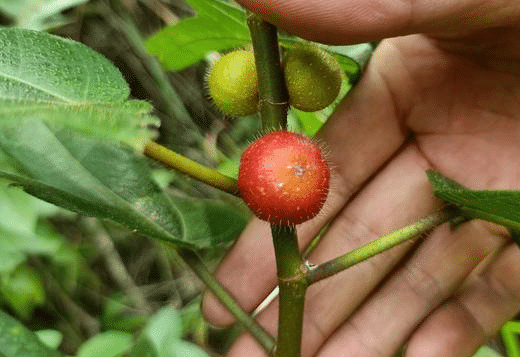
[283,46,342,112]
[207,50,259,117]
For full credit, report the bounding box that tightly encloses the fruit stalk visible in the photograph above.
[247,13,289,130]
[144,141,239,196]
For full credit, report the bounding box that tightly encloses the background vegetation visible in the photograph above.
[0,0,516,356]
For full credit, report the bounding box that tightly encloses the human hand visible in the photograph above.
[203,1,520,356]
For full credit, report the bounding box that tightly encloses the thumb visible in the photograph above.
[236,0,520,44]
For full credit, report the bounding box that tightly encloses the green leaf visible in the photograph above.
[170,340,209,357]
[76,331,133,357]
[0,216,63,273]
[471,346,504,357]
[137,306,208,357]
[0,120,228,249]
[289,108,325,137]
[126,337,155,357]
[172,195,248,247]
[0,28,158,150]
[0,185,56,235]
[501,320,520,357]
[0,264,45,320]
[427,170,520,231]
[0,225,60,273]
[34,330,63,351]
[179,298,203,336]
[0,309,61,357]
[147,0,374,80]
[144,306,183,351]
[0,0,88,30]
[325,43,374,82]
[0,120,182,243]
[0,182,63,273]
[146,0,251,71]
[101,296,147,333]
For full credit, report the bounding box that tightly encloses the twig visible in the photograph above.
[32,258,100,337]
[176,247,276,352]
[306,207,459,284]
[83,217,153,314]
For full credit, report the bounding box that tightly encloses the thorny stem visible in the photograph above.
[144,141,239,196]
[306,207,460,284]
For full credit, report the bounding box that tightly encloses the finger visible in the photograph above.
[202,39,410,325]
[405,241,520,357]
[226,145,442,357]
[236,0,520,44]
[315,220,507,356]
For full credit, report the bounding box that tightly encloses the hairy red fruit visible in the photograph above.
[238,131,330,225]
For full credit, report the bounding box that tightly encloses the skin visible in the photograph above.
[203,1,520,356]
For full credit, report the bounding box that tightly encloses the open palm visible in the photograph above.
[204,1,520,356]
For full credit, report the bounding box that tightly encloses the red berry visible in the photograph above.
[238,131,330,225]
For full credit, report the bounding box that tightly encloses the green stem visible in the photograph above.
[248,14,306,356]
[176,248,276,352]
[247,14,289,131]
[306,207,460,284]
[271,225,308,357]
[144,141,239,196]
[272,225,304,278]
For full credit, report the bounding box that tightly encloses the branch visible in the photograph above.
[306,207,460,284]
[83,217,152,314]
[176,247,276,352]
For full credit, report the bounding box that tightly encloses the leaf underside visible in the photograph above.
[0,120,244,249]
[427,170,520,231]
